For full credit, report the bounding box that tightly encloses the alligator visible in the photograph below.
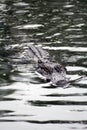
[27,44,69,87]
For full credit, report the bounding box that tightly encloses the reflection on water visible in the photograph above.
[0,0,87,130]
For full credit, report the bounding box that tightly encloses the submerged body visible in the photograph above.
[28,44,69,87]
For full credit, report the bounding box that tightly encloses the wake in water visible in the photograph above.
[8,43,85,87]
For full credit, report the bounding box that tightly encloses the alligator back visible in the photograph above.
[24,44,68,86]
[26,44,49,62]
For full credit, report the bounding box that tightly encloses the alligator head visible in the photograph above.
[37,60,69,87]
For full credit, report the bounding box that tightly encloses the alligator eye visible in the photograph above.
[44,66,52,74]
[54,65,62,73]
[38,60,42,64]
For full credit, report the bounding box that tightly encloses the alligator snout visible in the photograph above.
[52,79,68,87]
[37,60,68,87]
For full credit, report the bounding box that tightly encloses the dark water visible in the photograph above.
[0,0,87,130]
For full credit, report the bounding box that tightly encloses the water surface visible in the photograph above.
[0,0,87,130]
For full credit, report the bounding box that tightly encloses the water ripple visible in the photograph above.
[44,46,87,52]
[16,24,44,30]
[0,119,87,125]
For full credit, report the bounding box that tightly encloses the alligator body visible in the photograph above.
[28,44,69,86]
